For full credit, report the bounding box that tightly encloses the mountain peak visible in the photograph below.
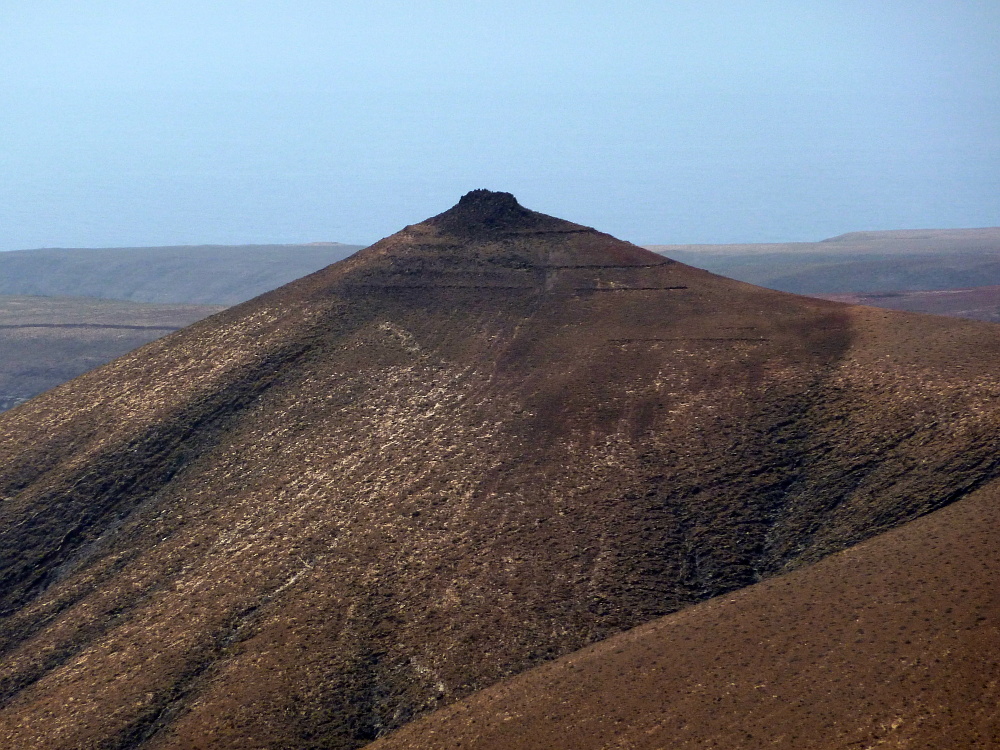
[345,191,667,275]
[426,189,571,237]
[457,189,522,213]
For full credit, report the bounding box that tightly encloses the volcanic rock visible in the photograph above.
[1,192,999,749]
[370,477,1000,749]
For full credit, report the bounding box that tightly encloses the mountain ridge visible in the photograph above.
[0,295,224,412]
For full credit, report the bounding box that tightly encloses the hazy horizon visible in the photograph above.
[3,1,998,251]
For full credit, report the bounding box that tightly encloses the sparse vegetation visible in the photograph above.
[0,194,998,749]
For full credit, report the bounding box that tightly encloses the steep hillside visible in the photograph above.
[370,476,1000,749]
[1,192,998,749]
[0,296,224,412]
[0,242,363,304]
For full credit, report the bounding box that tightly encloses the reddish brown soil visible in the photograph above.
[370,478,1000,749]
[816,285,1000,323]
[1,192,999,749]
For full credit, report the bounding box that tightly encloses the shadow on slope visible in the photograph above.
[370,477,1000,749]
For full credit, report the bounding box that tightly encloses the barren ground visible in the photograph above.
[0,195,997,749]
[370,477,1000,749]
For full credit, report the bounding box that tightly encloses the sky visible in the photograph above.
[1,0,998,250]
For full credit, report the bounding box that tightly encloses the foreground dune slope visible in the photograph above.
[0,192,999,749]
[370,477,1000,750]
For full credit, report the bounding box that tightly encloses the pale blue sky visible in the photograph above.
[1,1,998,249]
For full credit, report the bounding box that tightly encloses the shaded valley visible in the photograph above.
[372,476,1000,749]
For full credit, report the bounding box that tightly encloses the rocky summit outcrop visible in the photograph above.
[1,191,999,749]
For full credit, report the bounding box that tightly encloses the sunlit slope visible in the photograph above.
[370,477,1000,749]
[1,192,998,749]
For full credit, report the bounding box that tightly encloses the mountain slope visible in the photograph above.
[369,476,1000,749]
[1,192,999,749]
